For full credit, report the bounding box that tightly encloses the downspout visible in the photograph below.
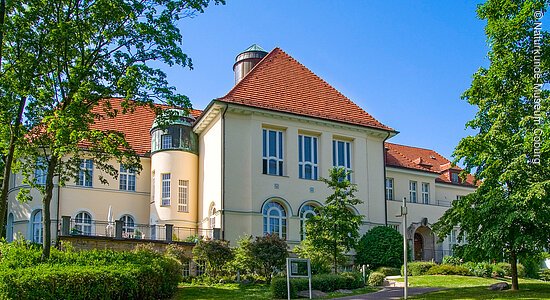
[221,104,229,240]
[382,132,391,226]
[55,180,60,245]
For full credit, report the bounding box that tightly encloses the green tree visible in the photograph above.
[250,233,288,281]
[433,0,550,291]
[305,167,363,274]
[229,235,257,276]
[293,238,333,274]
[1,0,223,259]
[192,239,234,279]
[355,226,404,269]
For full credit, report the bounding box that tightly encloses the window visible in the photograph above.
[385,178,394,200]
[262,129,284,176]
[161,134,172,149]
[332,140,352,180]
[161,173,171,206]
[77,159,93,187]
[298,135,318,180]
[182,261,190,277]
[178,180,189,212]
[32,210,43,244]
[120,215,135,236]
[75,211,92,235]
[262,201,287,239]
[451,172,459,183]
[299,204,318,240]
[209,206,216,229]
[388,224,399,231]
[34,157,47,185]
[450,229,458,246]
[421,182,430,204]
[7,213,14,242]
[119,165,136,191]
[456,195,464,201]
[409,181,417,203]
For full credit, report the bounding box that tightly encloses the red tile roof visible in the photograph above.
[90,98,202,155]
[218,48,394,132]
[385,142,476,187]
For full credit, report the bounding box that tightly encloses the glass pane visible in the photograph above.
[269,131,276,156]
[346,142,351,168]
[298,135,303,162]
[332,141,336,166]
[304,136,311,162]
[305,164,312,179]
[278,132,283,159]
[262,129,267,157]
[338,141,345,166]
[313,137,317,163]
[268,159,277,175]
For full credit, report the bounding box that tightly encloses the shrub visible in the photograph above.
[355,226,403,269]
[462,262,492,277]
[192,239,234,279]
[401,262,436,276]
[250,234,288,281]
[442,255,462,266]
[426,264,470,276]
[271,272,365,298]
[376,267,401,276]
[367,272,385,286]
[495,262,526,278]
[539,269,550,281]
[293,238,333,275]
[491,264,505,277]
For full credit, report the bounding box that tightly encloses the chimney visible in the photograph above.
[233,44,268,84]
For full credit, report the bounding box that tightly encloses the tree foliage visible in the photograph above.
[305,167,363,273]
[0,0,223,259]
[355,226,404,269]
[293,238,333,275]
[192,239,234,279]
[229,235,257,275]
[433,0,550,291]
[250,234,288,281]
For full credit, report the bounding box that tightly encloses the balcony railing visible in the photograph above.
[60,216,216,242]
[387,198,452,207]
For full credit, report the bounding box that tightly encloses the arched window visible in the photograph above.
[7,213,14,242]
[120,215,135,236]
[31,210,43,244]
[262,201,287,239]
[299,204,318,241]
[75,211,92,235]
[209,206,216,229]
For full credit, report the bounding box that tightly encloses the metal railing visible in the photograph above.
[387,198,452,207]
[61,216,215,242]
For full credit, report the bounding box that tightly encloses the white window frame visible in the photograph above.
[161,134,172,149]
[299,204,317,241]
[32,210,43,244]
[298,135,319,180]
[450,229,458,247]
[451,172,459,183]
[78,159,93,187]
[262,128,284,176]
[332,139,352,180]
[178,180,189,212]
[385,178,394,200]
[120,215,135,236]
[262,201,287,239]
[34,157,47,186]
[75,211,92,235]
[161,173,171,206]
[421,182,430,204]
[209,206,216,229]
[119,165,136,191]
[409,181,417,203]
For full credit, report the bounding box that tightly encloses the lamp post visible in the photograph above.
[397,197,408,299]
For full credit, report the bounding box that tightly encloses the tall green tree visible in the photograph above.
[305,167,363,274]
[1,0,223,259]
[434,0,550,291]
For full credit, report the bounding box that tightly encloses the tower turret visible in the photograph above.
[233,44,268,84]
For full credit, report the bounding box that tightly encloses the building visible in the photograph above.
[6,45,475,261]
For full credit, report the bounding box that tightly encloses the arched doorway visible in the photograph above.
[414,233,423,261]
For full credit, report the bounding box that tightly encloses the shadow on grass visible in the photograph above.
[174,283,271,300]
[411,282,550,300]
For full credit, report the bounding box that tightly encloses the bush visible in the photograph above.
[401,262,436,276]
[462,262,492,278]
[271,272,365,298]
[367,272,385,286]
[539,269,550,281]
[491,264,505,277]
[495,262,526,278]
[0,240,182,299]
[375,267,401,276]
[355,226,404,269]
[426,264,470,276]
[250,234,288,281]
[192,239,234,279]
[442,256,462,266]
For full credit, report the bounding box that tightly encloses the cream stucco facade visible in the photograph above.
[5,45,475,262]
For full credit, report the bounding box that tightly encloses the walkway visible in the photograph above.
[335,287,443,300]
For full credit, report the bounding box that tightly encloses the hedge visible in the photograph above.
[401,262,436,276]
[0,241,182,300]
[495,262,526,278]
[426,264,470,276]
[367,272,385,286]
[271,272,364,298]
[375,267,401,276]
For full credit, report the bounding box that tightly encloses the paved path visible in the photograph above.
[335,287,443,300]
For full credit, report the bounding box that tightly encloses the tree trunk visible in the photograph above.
[510,250,519,290]
[0,97,26,239]
[41,155,58,261]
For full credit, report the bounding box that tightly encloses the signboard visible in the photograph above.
[286,258,311,299]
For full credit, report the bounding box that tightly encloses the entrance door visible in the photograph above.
[414,233,423,261]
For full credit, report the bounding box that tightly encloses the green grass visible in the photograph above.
[173,283,379,299]
[394,275,550,299]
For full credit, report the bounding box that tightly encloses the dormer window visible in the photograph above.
[451,172,459,183]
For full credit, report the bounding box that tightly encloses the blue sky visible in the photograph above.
[161,1,490,161]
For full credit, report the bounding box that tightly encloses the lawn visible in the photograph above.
[395,275,550,299]
[173,283,379,299]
